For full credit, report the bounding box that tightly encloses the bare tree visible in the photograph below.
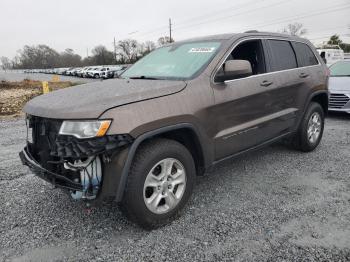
[281,23,307,36]
[117,39,140,63]
[157,36,173,46]
[140,41,156,56]
[16,45,60,69]
[0,56,12,71]
[59,48,82,67]
[91,45,114,65]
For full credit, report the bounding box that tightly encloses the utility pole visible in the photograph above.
[86,48,89,57]
[113,37,117,63]
[169,18,173,43]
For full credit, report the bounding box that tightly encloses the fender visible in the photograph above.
[295,90,329,131]
[109,123,210,202]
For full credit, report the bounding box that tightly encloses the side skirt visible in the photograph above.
[211,131,293,166]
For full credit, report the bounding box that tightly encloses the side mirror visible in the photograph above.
[215,60,253,82]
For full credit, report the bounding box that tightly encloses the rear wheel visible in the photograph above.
[291,102,324,152]
[121,139,195,229]
[94,74,100,79]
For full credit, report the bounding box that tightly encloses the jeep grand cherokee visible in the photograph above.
[20,32,329,229]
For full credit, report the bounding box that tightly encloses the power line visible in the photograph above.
[116,1,350,42]
[254,4,350,30]
[172,2,350,36]
[173,0,290,31]
[174,0,270,27]
[121,0,279,39]
[308,33,349,41]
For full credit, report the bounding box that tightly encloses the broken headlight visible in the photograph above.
[59,120,111,139]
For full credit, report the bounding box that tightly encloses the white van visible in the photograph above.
[317,45,344,66]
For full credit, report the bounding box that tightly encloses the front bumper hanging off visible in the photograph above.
[19,146,83,191]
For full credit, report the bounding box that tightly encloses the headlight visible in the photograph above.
[59,120,111,139]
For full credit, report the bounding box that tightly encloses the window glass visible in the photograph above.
[122,41,221,80]
[268,40,297,71]
[293,42,318,67]
[215,40,266,82]
[329,61,350,76]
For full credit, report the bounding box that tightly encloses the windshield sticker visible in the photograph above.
[189,47,216,53]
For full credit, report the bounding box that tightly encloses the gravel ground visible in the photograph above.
[0,114,349,261]
[0,72,96,83]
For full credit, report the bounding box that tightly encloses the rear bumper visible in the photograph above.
[19,146,83,191]
[328,108,350,113]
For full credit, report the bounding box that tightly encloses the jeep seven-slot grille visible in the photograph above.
[329,93,350,109]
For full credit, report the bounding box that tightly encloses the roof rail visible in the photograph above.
[244,30,259,33]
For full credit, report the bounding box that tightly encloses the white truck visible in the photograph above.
[317,45,344,66]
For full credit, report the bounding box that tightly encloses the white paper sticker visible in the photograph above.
[189,47,215,53]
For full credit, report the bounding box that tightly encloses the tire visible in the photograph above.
[121,138,196,229]
[94,74,100,79]
[291,102,325,152]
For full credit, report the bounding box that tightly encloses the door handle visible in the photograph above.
[260,80,273,87]
[299,72,309,78]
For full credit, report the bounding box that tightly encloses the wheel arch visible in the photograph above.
[310,91,328,115]
[114,123,209,202]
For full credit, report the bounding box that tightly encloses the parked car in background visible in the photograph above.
[101,65,128,79]
[76,67,88,77]
[71,67,82,76]
[55,68,70,75]
[82,67,95,78]
[328,60,350,114]
[87,66,104,78]
[20,32,328,229]
[109,65,132,78]
[65,68,76,76]
[317,45,344,66]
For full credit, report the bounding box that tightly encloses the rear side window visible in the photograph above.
[267,40,297,72]
[293,42,318,67]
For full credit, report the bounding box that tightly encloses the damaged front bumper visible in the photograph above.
[20,115,134,200]
[19,145,83,191]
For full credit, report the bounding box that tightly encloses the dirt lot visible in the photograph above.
[0,114,349,261]
[0,80,75,117]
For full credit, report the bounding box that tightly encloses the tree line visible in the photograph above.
[0,36,173,70]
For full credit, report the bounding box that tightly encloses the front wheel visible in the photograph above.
[121,139,196,229]
[291,102,325,152]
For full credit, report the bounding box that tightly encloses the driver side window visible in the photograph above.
[216,39,266,81]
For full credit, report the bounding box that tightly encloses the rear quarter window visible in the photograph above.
[267,40,297,72]
[293,42,319,67]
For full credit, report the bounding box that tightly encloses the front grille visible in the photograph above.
[329,93,350,109]
[28,116,63,170]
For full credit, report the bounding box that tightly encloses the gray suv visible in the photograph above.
[20,32,329,229]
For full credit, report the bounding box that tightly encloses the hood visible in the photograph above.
[24,79,186,119]
[329,76,350,92]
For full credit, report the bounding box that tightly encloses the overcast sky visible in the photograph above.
[0,0,349,59]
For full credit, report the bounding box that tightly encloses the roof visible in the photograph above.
[175,31,306,43]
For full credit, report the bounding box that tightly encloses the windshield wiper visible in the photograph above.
[128,76,163,80]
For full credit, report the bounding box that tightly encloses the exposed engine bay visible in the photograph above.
[21,115,133,200]
[64,156,102,200]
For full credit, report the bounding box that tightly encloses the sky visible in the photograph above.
[0,0,349,59]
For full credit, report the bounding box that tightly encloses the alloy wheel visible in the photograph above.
[143,158,187,214]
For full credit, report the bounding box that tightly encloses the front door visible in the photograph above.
[212,38,299,160]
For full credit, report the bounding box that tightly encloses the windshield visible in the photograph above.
[330,61,350,76]
[122,41,221,80]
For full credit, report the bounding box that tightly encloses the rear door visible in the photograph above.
[290,41,323,114]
